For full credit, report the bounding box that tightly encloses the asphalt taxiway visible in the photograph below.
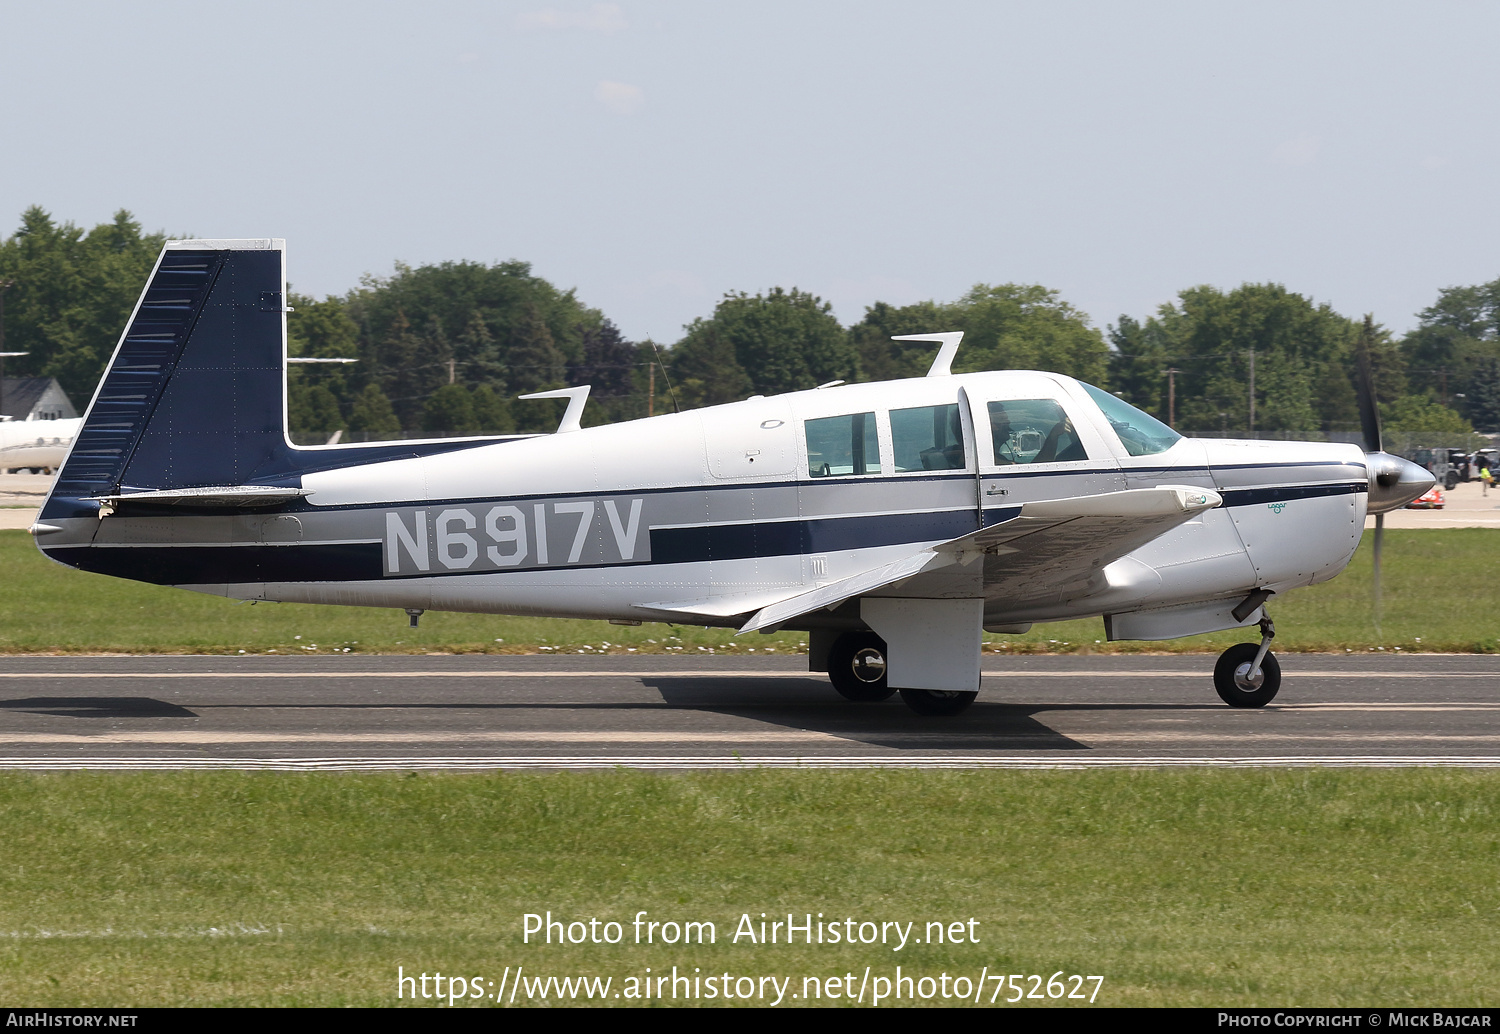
[0,653,1497,769]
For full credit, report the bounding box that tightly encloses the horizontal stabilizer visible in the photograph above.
[89,485,309,509]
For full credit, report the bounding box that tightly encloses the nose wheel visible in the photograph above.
[827,632,896,702]
[1213,643,1280,707]
[1213,615,1281,707]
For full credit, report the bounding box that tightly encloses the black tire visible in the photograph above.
[827,632,895,702]
[1445,471,1459,491]
[898,688,978,716]
[1213,643,1281,707]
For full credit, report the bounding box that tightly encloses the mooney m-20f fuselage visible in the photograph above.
[32,240,1433,713]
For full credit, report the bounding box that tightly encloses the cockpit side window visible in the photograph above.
[1079,383,1181,457]
[805,412,881,478]
[891,404,965,471]
[988,399,1089,465]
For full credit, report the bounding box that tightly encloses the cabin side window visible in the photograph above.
[987,399,1089,464]
[890,404,965,471]
[805,412,881,478]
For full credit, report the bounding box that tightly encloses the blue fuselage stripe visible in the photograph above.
[1218,482,1365,507]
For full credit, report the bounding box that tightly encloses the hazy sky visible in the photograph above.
[3,1,1496,343]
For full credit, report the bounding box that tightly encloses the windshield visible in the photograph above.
[1080,383,1181,457]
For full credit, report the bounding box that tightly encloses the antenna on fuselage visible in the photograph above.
[518,385,591,433]
[891,332,964,377]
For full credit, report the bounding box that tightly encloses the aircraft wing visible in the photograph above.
[737,485,1221,634]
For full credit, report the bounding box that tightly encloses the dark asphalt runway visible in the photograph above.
[0,653,1497,769]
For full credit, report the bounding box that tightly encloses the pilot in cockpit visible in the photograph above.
[991,400,1088,465]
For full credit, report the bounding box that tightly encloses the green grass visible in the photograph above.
[1,769,1498,1006]
[1,528,1496,654]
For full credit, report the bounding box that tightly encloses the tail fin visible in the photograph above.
[45,239,290,517]
[41,239,479,523]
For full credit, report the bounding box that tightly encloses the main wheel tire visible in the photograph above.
[1213,643,1281,707]
[827,632,896,702]
[898,688,978,716]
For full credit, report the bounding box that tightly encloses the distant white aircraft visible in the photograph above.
[32,240,1432,713]
[0,415,81,473]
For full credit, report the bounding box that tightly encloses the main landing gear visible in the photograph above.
[827,631,896,702]
[825,631,977,715]
[1213,613,1281,708]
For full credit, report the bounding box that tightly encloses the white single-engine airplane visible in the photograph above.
[1,414,81,473]
[32,240,1433,714]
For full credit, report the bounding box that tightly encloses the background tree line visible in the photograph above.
[3,205,1497,441]
[1108,283,1495,437]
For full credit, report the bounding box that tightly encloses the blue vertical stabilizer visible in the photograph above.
[41,239,491,523]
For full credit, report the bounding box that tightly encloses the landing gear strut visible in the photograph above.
[1213,613,1280,708]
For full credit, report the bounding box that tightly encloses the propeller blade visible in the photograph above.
[1354,315,1383,455]
[1372,512,1383,637]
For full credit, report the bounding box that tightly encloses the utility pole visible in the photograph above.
[1247,348,1256,434]
[447,358,456,385]
[1166,367,1179,428]
[0,279,17,421]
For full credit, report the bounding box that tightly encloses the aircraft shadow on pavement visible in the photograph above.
[0,697,199,719]
[641,676,1101,751]
[641,677,1233,752]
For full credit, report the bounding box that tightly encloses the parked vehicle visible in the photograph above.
[1408,449,1456,490]
[1406,487,1445,509]
[1408,448,1478,490]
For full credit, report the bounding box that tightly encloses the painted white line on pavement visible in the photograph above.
[1,755,1499,770]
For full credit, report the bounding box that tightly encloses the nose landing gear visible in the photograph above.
[1213,613,1280,707]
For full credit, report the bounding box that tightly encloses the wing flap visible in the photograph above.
[737,549,955,634]
[634,586,813,619]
